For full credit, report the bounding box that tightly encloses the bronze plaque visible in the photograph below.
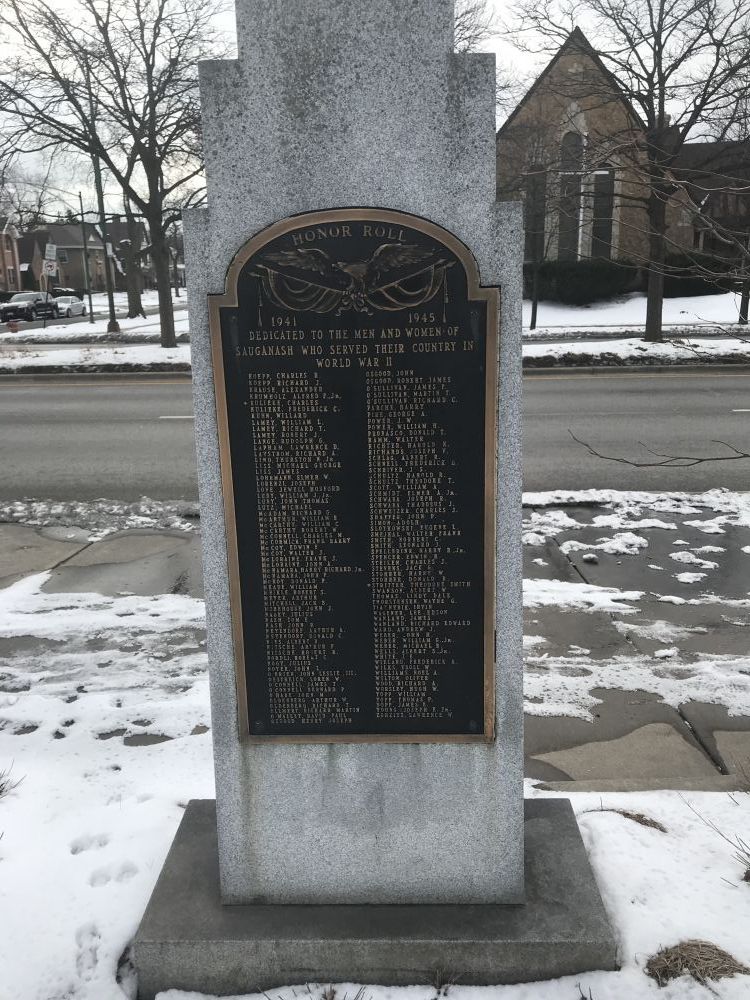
[210,209,498,742]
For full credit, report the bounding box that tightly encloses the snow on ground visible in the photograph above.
[0,342,191,371]
[522,489,750,718]
[1,310,190,345]
[0,291,188,344]
[524,290,746,331]
[523,577,643,613]
[0,572,212,1000]
[523,488,750,523]
[523,335,750,363]
[3,653,750,1000]
[0,498,199,540]
[2,333,746,370]
[1,493,750,997]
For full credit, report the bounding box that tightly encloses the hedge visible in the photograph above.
[524,259,640,305]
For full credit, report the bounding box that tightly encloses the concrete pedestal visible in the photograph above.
[133,799,617,999]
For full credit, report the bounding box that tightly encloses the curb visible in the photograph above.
[525,362,750,375]
[0,368,192,382]
[3,360,750,378]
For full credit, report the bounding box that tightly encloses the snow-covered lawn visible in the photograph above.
[2,639,749,1000]
[523,336,750,364]
[0,306,190,345]
[524,290,746,331]
[1,334,748,372]
[0,343,191,371]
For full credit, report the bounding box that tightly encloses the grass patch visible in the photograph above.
[0,764,23,800]
[583,807,667,833]
[646,940,749,987]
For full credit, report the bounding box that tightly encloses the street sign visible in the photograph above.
[43,260,58,276]
[44,243,56,260]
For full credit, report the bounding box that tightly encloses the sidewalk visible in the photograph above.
[2,493,750,998]
[2,489,748,790]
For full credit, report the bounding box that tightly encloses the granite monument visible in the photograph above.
[133,1,617,995]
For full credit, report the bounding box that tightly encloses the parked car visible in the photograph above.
[55,295,87,318]
[0,292,60,322]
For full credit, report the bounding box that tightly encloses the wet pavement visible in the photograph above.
[1,501,749,791]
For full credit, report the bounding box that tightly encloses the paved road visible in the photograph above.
[526,369,750,493]
[0,371,748,500]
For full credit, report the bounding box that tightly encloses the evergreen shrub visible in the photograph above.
[524,259,641,304]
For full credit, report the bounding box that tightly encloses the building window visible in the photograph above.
[591,168,615,260]
[524,167,548,263]
[7,267,16,288]
[558,132,584,261]
[58,249,69,263]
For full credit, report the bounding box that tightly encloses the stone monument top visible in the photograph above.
[197,0,502,294]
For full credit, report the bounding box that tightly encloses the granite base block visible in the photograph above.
[133,799,617,999]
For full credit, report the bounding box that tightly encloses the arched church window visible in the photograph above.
[524,166,547,263]
[591,166,615,260]
[558,132,584,261]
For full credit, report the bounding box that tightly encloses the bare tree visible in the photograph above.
[0,151,69,230]
[505,0,750,341]
[0,0,225,347]
[455,0,497,52]
[569,430,750,468]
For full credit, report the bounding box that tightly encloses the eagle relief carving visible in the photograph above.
[251,243,455,315]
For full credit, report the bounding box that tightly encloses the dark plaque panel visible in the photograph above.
[210,209,497,742]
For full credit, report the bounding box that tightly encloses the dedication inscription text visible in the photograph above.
[211,210,497,741]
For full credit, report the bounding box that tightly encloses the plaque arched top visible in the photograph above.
[214,208,495,313]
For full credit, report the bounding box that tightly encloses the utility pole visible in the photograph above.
[83,57,119,334]
[91,153,120,333]
[79,191,95,324]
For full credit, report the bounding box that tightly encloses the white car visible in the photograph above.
[55,296,87,318]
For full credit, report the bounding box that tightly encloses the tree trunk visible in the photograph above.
[125,207,145,319]
[644,188,667,343]
[149,222,176,348]
[740,279,749,326]
[530,259,540,330]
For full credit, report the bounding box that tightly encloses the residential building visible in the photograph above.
[18,223,111,294]
[106,215,155,291]
[0,217,21,294]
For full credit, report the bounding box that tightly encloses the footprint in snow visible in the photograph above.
[89,861,138,887]
[75,923,100,979]
[70,832,109,855]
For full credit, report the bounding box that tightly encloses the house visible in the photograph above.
[18,223,112,294]
[495,28,721,270]
[0,217,21,294]
[106,215,155,291]
[671,141,750,268]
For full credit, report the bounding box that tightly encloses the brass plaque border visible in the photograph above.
[208,207,499,744]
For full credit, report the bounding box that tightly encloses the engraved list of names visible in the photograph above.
[211,210,497,741]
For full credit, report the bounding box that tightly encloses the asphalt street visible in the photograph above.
[0,371,748,500]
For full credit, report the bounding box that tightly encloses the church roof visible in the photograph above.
[496,27,643,139]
